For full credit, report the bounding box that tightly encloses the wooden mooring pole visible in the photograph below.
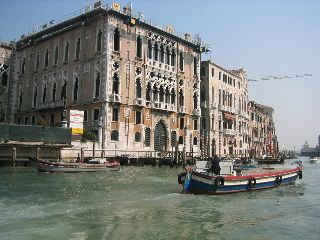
[12,146,16,167]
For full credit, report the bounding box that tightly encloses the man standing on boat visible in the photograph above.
[209,155,221,175]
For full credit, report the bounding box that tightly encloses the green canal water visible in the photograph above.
[0,157,319,240]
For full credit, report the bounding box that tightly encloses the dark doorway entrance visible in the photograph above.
[154,121,167,151]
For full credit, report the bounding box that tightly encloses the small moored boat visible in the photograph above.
[309,157,320,164]
[255,155,284,164]
[178,160,303,195]
[30,158,120,173]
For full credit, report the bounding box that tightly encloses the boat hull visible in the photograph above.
[178,167,303,195]
[34,159,120,173]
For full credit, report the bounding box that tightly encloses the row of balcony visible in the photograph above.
[37,99,66,110]
[109,94,202,116]
[201,101,250,118]
[147,59,176,73]
[253,137,265,143]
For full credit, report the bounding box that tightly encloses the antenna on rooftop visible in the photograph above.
[137,11,145,21]
[123,2,132,15]
[85,2,91,12]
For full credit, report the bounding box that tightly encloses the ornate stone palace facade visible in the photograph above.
[8,3,204,156]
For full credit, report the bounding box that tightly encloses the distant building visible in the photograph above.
[8,2,205,157]
[0,42,12,65]
[248,101,277,158]
[200,60,250,158]
[301,138,320,157]
[0,42,13,122]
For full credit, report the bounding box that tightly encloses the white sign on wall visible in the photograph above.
[70,110,84,134]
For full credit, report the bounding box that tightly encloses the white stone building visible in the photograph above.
[200,60,250,158]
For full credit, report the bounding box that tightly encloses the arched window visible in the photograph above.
[171,89,176,105]
[136,78,141,98]
[166,47,170,65]
[42,84,47,103]
[95,72,100,99]
[1,71,8,86]
[45,49,49,67]
[171,131,177,146]
[171,49,176,67]
[19,92,23,111]
[193,92,198,109]
[179,89,184,106]
[179,52,184,71]
[61,80,67,100]
[113,28,120,52]
[202,117,207,129]
[178,136,183,144]
[50,114,55,127]
[154,43,158,61]
[145,128,151,146]
[193,57,197,75]
[136,35,142,58]
[135,132,142,142]
[21,58,25,74]
[160,45,164,63]
[165,87,170,103]
[146,82,152,101]
[97,29,102,51]
[159,85,164,102]
[193,137,198,145]
[153,85,158,101]
[52,82,56,102]
[111,130,119,141]
[75,38,81,59]
[33,87,38,108]
[64,41,69,62]
[112,73,119,94]
[148,40,152,59]
[73,77,79,102]
[54,45,59,65]
[35,52,40,71]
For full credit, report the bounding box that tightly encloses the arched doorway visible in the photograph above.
[154,120,167,151]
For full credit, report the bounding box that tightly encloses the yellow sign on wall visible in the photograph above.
[72,128,84,135]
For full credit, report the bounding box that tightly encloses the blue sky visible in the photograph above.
[1,0,319,150]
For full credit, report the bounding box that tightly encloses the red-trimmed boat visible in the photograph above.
[30,158,120,173]
[178,161,303,194]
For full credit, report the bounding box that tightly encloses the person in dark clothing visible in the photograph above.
[210,155,221,175]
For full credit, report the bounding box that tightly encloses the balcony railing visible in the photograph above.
[37,99,65,110]
[210,103,217,109]
[192,108,200,116]
[178,106,187,114]
[200,101,207,108]
[225,129,236,135]
[109,94,122,103]
[253,137,260,142]
[133,98,145,107]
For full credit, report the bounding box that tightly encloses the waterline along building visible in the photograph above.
[4,1,277,159]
